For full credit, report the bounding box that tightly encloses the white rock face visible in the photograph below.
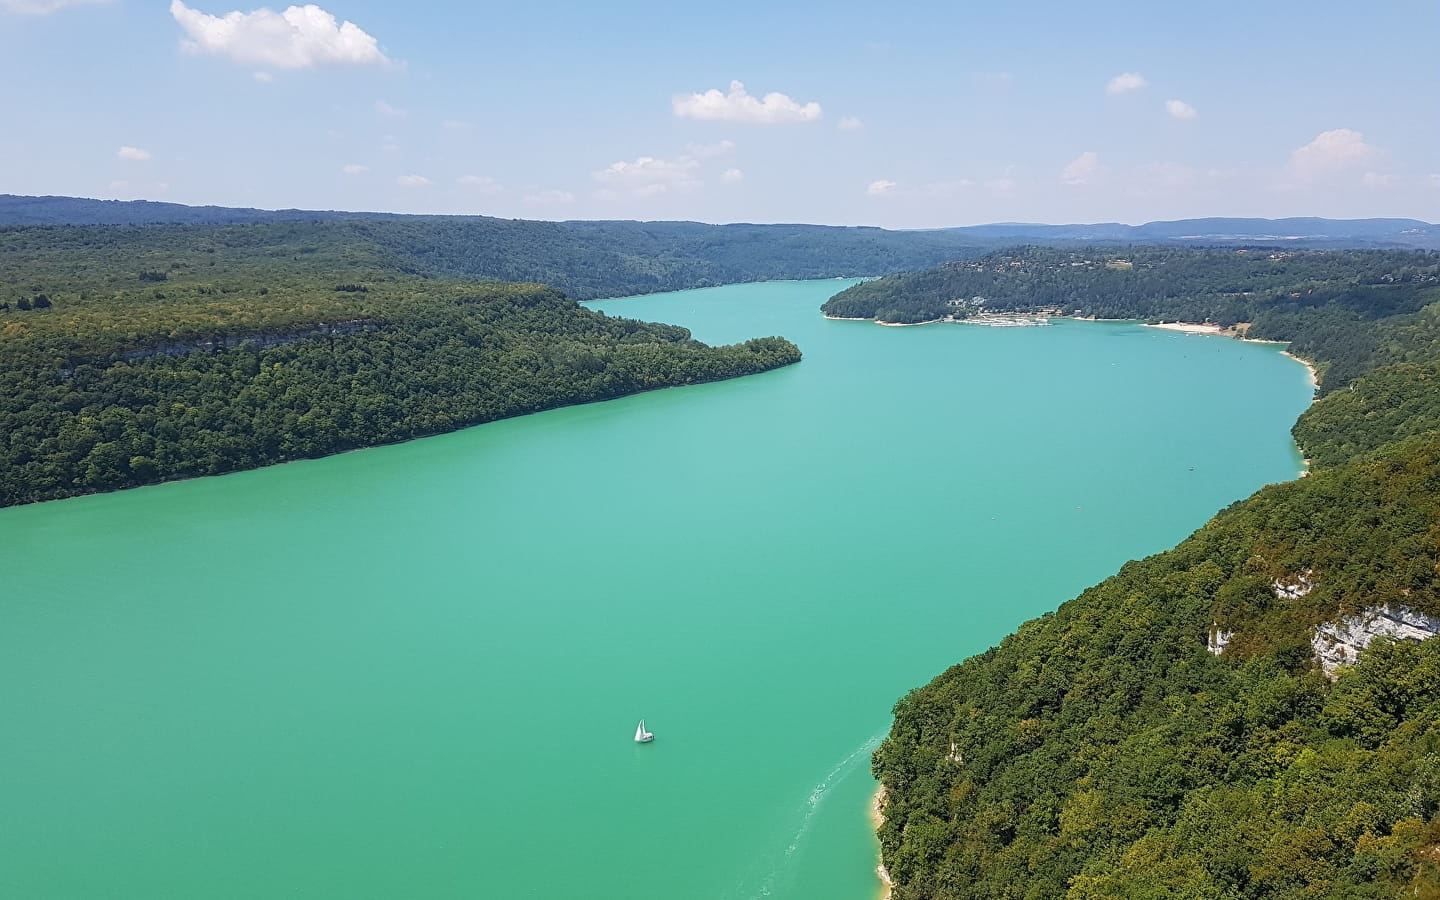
[1273,570,1315,601]
[1207,626,1235,656]
[1311,606,1440,678]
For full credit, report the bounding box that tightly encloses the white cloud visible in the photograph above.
[595,155,701,185]
[1288,128,1379,180]
[867,179,896,196]
[838,116,863,131]
[721,168,743,183]
[117,145,152,161]
[457,174,502,192]
[1107,72,1146,94]
[1061,151,1100,185]
[252,70,273,82]
[340,163,367,175]
[673,80,821,124]
[374,99,406,117]
[1165,99,1198,120]
[1,0,106,13]
[381,134,399,153]
[169,1,390,69]
[396,174,431,187]
[524,189,575,205]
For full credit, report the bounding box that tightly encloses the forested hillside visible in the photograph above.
[0,224,798,506]
[0,213,992,302]
[824,246,1440,393]
[868,248,1440,899]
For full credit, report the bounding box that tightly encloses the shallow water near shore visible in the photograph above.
[0,280,1312,898]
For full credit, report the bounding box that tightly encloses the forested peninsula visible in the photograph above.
[0,224,807,507]
[865,248,1440,898]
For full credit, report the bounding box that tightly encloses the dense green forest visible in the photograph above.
[0,224,800,506]
[1,215,993,303]
[867,248,1440,898]
[824,247,1440,393]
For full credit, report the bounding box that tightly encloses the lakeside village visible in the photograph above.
[932,296,1059,327]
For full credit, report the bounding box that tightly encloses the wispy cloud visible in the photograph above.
[1106,72,1147,94]
[169,1,390,69]
[866,180,896,196]
[673,80,822,124]
[524,189,575,205]
[1287,128,1379,180]
[838,116,863,131]
[117,145,152,161]
[457,175,502,192]
[1165,99,1198,120]
[374,99,406,118]
[1,0,107,14]
[721,168,744,183]
[1061,151,1101,185]
[340,163,368,175]
[396,174,431,187]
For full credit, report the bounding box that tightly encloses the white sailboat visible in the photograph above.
[634,719,654,743]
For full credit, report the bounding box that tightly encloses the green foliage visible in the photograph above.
[863,248,1440,898]
[824,246,1440,394]
[874,438,1440,900]
[0,223,801,506]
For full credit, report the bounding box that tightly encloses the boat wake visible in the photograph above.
[743,731,886,899]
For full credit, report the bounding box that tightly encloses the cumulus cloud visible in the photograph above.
[457,175,502,192]
[595,155,700,184]
[117,145,152,161]
[838,116,863,131]
[1,0,106,13]
[396,174,431,187]
[1288,128,1379,180]
[340,163,367,175]
[1061,151,1100,185]
[1107,72,1146,94]
[673,80,821,124]
[721,168,743,183]
[1165,99,1198,120]
[169,1,390,69]
[866,180,896,196]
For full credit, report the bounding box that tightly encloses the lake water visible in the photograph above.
[0,280,1312,898]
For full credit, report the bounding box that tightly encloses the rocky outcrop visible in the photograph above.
[1311,606,1440,678]
[1207,626,1235,656]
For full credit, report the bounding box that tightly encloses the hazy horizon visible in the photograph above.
[3,0,1436,227]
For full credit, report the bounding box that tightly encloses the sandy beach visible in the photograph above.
[1143,321,1226,335]
[872,785,892,900]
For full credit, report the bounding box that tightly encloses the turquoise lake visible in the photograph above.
[0,279,1313,898]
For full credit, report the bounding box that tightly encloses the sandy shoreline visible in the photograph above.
[872,785,892,900]
[1144,321,1226,335]
[1138,322,1321,397]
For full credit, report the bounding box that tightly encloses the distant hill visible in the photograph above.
[2,194,1435,250]
[941,216,1440,249]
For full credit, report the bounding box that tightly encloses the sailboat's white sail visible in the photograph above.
[634,719,654,743]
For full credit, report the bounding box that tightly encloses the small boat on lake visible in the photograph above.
[634,719,654,743]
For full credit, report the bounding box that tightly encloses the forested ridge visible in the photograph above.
[867,248,1440,898]
[0,223,800,506]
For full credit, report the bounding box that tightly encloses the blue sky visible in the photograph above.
[2,0,1436,226]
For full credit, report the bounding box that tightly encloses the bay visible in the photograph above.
[0,279,1312,898]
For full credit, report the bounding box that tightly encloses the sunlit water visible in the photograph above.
[0,280,1311,898]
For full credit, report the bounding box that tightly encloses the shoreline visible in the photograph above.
[1138,321,1321,397]
[872,785,892,900]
